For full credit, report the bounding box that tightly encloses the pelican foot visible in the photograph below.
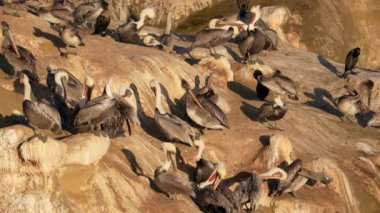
[289,191,297,197]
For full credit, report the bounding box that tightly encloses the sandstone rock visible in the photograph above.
[370,155,380,168]
[196,56,234,86]
[354,156,379,178]
[355,142,376,156]
[63,133,111,166]
[0,125,34,150]
[19,136,67,176]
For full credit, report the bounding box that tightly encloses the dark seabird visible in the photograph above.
[341,47,360,78]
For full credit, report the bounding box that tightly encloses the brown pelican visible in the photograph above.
[118,7,156,44]
[334,79,373,122]
[193,139,219,183]
[238,6,269,63]
[74,80,126,138]
[38,4,74,27]
[73,0,103,25]
[19,73,62,132]
[195,166,287,213]
[254,70,299,101]
[237,168,288,211]
[92,1,110,36]
[159,12,175,53]
[59,24,85,56]
[150,80,197,146]
[154,143,195,198]
[181,79,230,130]
[1,0,26,16]
[189,27,234,59]
[257,96,288,130]
[341,47,360,78]
[273,159,332,197]
[1,21,39,82]
[47,65,94,108]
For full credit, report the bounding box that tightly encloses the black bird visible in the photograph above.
[236,0,251,24]
[341,47,360,78]
[92,1,110,36]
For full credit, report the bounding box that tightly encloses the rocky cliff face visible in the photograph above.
[0,6,379,213]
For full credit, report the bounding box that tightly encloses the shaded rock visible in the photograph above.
[370,155,380,168]
[62,133,111,166]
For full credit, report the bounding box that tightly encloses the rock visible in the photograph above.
[306,158,359,213]
[370,155,380,168]
[19,136,67,176]
[355,142,376,156]
[6,192,58,213]
[0,125,34,150]
[196,56,234,86]
[260,6,291,42]
[367,113,380,127]
[253,134,294,170]
[354,156,379,178]
[63,133,111,166]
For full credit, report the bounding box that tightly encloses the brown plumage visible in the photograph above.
[1,21,39,82]
[274,159,302,196]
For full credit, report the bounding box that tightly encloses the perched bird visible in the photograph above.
[236,0,251,24]
[154,143,195,198]
[73,0,103,25]
[189,27,235,59]
[182,79,230,130]
[1,0,26,17]
[272,159,332,197]
[1,21,39,82]
[118,7,156,44]
[19,73,61,132]
[253,70,298,101]
[159,12,175,53]
[38,4,74,27]
[257,96,288,130]
[150,80,197,146]
[335,79,374,122]
[59,24,85,56]
[92,1,110,36]
[341,47,361,78]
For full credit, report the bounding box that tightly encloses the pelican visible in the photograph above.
[38,4,74,27]
[181,79,230,130]
[1,21,39,82]
[74,80,126,138]
[257,96,288,130]
[341,47,360,78]
[254,70,299,101]
[273,160,332,197]
[236,0,251,24]
[19,73,62,132]
[189,27,234,59]
[47,65,94,108]
[195,166,287,213]
[92,1,110,36]
[118,7,156,44]
[154,143,195,198]
[159,12,175,53]
[73,0,103,25]
[335,79,373,122]
[237,168,288,211]
[208,19,245,39]
[193,138,218,183]
[59,24,85,56]
[238,6,269,63]
[150,80,197,146]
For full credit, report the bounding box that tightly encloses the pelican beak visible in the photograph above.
[212,174,221,190]
[188,91,205,110]
[298,168,333,184]
[61,76,68,101]
[4,27,21,58]
[259,167,287,181]
[169,152,177,172]
[368,88,372,107]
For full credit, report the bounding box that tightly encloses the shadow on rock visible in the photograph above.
[304,88,341,117]
[317,55,340,76]
[33,27,66,48]
[0,113,27,128]
[228,81,257,100]
[240,101,260,121]
[122,148,144,176]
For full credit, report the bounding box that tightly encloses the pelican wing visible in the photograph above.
[155,171,193,195]
[23,100,61,131]
[259,76,286,96]
[74,98,116,126]
[198,96,229,128]
[156,112,194,143]
[274,74,297,97]
[239,32,254,57]
[196,188,236,213]
[191,28,229,49]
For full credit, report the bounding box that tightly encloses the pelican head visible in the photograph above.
[253,70,263,80]
[141,7,156,20]
[199,163,227,189]
[274,96,284,107]
[101,1,109,9]
[258,167,287,181]
[85,76,95,88]
[353,47,361,57]
[55,70,69,99]
[161,142,177,171]
[1,21,20,58]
